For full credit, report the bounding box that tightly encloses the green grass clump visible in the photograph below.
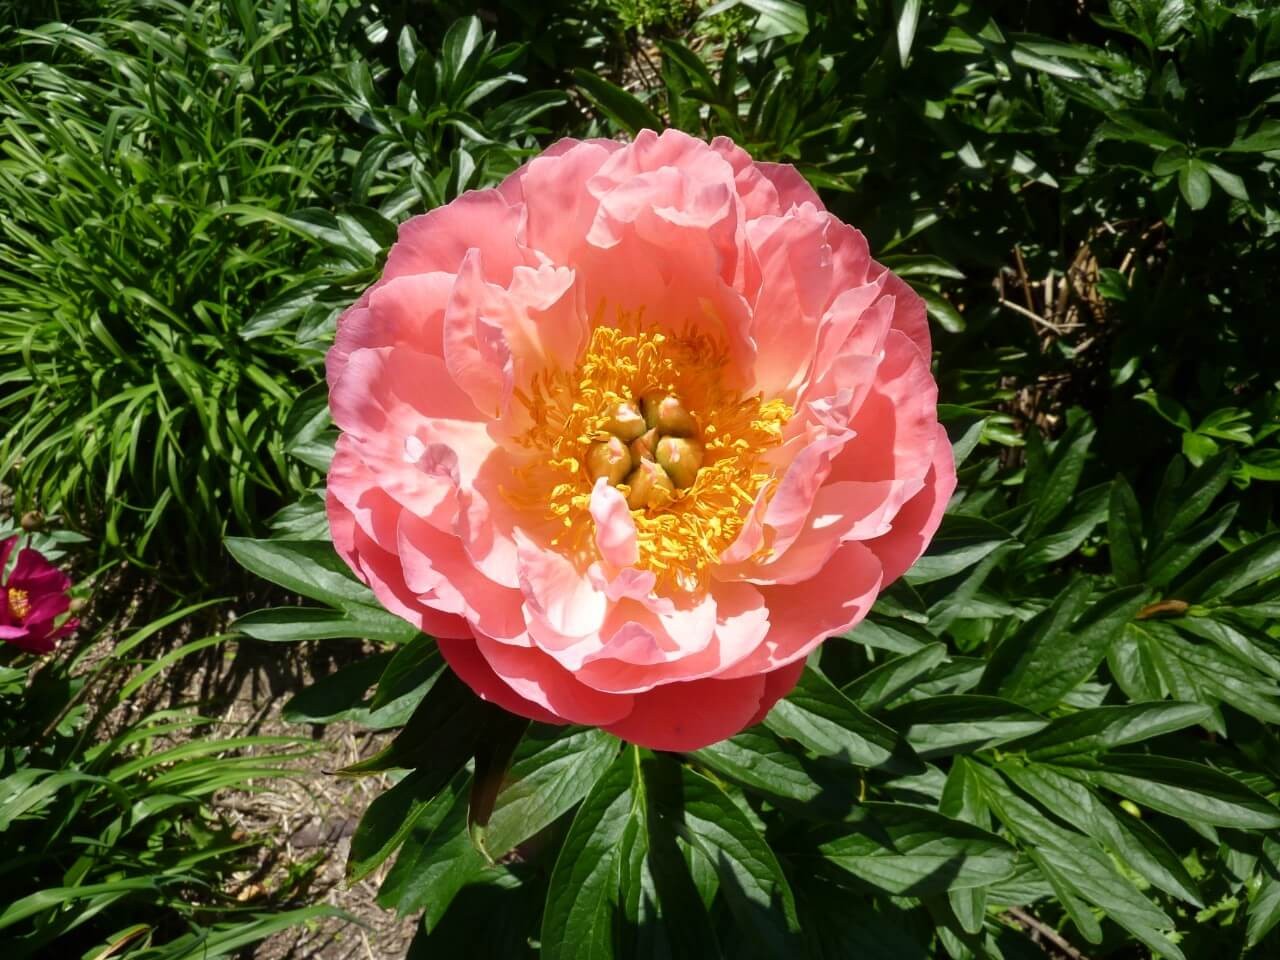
[0,1,361,585]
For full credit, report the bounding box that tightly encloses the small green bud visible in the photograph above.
[641,392,696,437]
[625,458,675,510]
[586,436,632,486]
[656,437,704,489]
[603,401,646,442]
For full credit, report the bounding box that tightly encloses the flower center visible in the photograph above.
[512,322,792,591]
[7,587,30,622]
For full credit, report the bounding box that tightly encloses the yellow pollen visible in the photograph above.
[7,588,31,621]
[509,320,793,591]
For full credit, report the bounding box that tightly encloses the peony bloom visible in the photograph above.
[326,130,955,750]
[0,535,78,654]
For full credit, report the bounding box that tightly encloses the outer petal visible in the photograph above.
[474,633,634,725]
[721,541,883,679]
[864,424,957,584]
[437,635,563,725]
[603,673,769,752]
[744,658,807,727]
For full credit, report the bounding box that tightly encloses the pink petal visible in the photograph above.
[437,635,564,725]
[474,632,634,725]
[744,659,807,727]
[397,512,526,642]
[864,423,957,584]
[828,329,938,486]
[756,162,824,212]
[443,250,515,420]
[382,188,532,287]
[747,209,834,399]
[589,480,638,569]
[505,139,620,261]
[327,492,472,639]
[721,541,883,679]
[603,673,769,751]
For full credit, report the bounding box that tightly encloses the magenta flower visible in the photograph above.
[0,535,77,654]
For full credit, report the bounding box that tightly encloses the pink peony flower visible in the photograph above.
[0,535,78,654]
[326,130,955,750]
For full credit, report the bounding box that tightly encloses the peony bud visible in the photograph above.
[603,401,646,442]
[586,437,632,486]
[19,511,43,532]
[641,392,696,437]
[625,458,675,510]
[656,437,704,489]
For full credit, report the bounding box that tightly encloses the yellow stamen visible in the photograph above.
[7,588,31,621]
[508,319,793,591]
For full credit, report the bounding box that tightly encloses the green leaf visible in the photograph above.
[653,767,801,956]
[1010,702,1212,760]
[1226,119,1280,153]
[469,713,531,860]
[1023,416,1095,538]
[968,760,1185,958]
[894,0,924,68]
[1108,475,1144,584]
[1158,452,1235,545]
[1250,61,1280,83]
[342,669,491,774]
[765,666,922,773]
[542,747,642,960]
[714,0,809,37]
[904,516,1012,585]
[1176,531,1280,602]
[377,772,487,925]
[282,653,391,725]
[371,635,443,710]
[1248,839,1280,948]
[348,766,462,884]
[1085,756,1280,830]
[479,727,619,859]
[225,537,378,611]
[572,69,662,136]
[979,579,1092,706]
[1178,161,1212,210]
[1017,482,1108,569]
[818,804,1016,896]
[885,695,1046,758]
[843,643,948,712]
[693,730,855,819]
[997,761,1202,906]
[1146,502,1238,588]
[233,605,419,644]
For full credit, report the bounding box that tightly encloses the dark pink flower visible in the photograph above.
[0,535,77,654]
